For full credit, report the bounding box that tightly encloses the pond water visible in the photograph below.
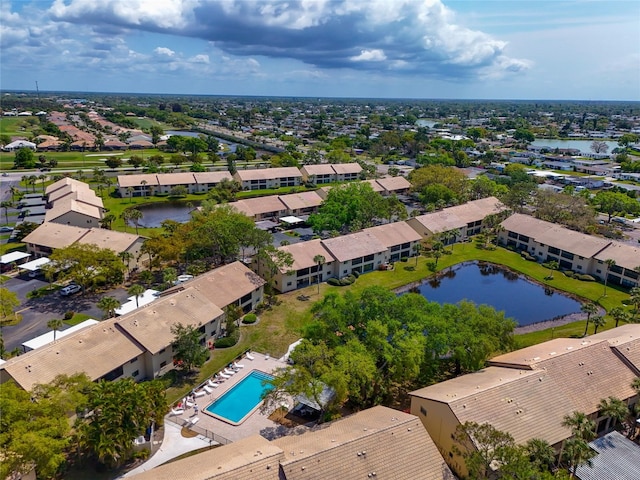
[137,202,195,228]
[531,139,618,154]
[401,262,582,326]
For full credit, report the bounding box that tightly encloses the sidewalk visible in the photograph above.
[121,420,212,477]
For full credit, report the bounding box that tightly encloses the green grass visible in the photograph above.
[0,242,25,256]
[65,313,94,326]
[0,117,38,137]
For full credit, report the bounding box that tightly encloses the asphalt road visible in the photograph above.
[2,276,130,353]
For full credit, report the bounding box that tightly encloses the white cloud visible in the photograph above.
[154,47,175,57]
[351,49,387,62]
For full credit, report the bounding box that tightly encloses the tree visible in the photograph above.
[170,322,209,372]
[628,286,640,320]
[255,245,294,304]
[560,411,596,477]
[128,208,143,234]
[593,191,640,222]
[14,147,35,168]
[127,284,145,308]
[162,267,178,287]
[609,306,632,328]
[513,128,535,143]
[99,213,116,230]
[580,302,598,336]
[591,315,606,334]
[104,157,122,170]
[598,396,628,433]
[128,155,144,169]
[38,174,47,194]
[313,254,325,295]
[76,378,167,469]
[0,288,20,324]
[590,141,609,154]
[453,421,516,479]
[618,133,638,150]
[97,296,121,319]
[1,201,12,225]
[138,270,154,288]
[170,185,188,197]
[48,243,125,292]
[12,221,38,241]
[603,258,616,296]
[46,318,64,341]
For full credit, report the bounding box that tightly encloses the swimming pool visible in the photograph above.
[205,370,274,425]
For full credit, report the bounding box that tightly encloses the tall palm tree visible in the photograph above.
[10,186,19,202]
[127,284,145,308]
[580,303,598,337]
[603,259,616,296]
[47,318,64,341]
[140,179,148,197]
[1,201,12,225]
[138,270,154,289]
[128,209,143,234]
[100,213,116,229]
[163,267,177,287]
[609,306,631,328]
[313,254,325,294]
[97,296,121,319]
[597,396,628,433]
[629,286,640,320]
[119,210,131,232]
[591,315,606,334]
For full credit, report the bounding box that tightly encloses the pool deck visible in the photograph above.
[169,352,291,442]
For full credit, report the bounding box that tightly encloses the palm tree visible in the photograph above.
[525,438,555,473]
[25,175,37,193]
[591,315,606,334]
[118,251,133,276]
[580,302,598,336]
[100,213,116,229]
[1,201,12,225]
[120,210,131,232]
[10,186,19,202]
[609,306,631,328]
[313,254,325,294]
[127,187,134,203]
[138,270,154,288]
[163,267,177,287]
[562,411,596,441]
[603,259,616,296]
[629,286,640,320]
[127,284,145,308]
[140,179,148,197]
[598,396,629,433]
[128,208,143,234]
[97,296,121,319]
[47,318,64,341]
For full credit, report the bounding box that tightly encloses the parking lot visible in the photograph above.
[2,274,130,353]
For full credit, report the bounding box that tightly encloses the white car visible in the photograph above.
[173,274,194,285]
[0,226,14,233]
[60,284,81,296]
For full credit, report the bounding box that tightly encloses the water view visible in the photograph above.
[531,139,618,153]
[138,202,195,228]
[403,262,582,326]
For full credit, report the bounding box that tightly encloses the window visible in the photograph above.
[364,254,374,262]
[199,325,206,334]
[548,246,560,255]
[159,348,166,354]
[130,358,138,364]
[287,282,292,286]
[132,370,139,377]
[241,293,252,304]
[352,257,363,265]
[160,361,167,368]
[420,406,427,416]
[560,251,574,260]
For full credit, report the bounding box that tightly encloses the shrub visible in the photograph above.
[64,311,74,320]
[577,274,596,282]
[564,270,575,278]
[400,257,408,262]
[242,313,257,324]
[520,251,535,261]
[352,270,360,278]
[327,278,341,286]
[215,332,239,348]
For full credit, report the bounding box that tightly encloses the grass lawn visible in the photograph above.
[0,117,39,137]
[0,242,25,256]
[65,313,94,326]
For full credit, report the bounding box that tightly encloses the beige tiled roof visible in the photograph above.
[315,186,333,199]
[364,178,385,192]
[275,406,452,480]
[229,196,287,217]
[116,288,223,354]
[411,367,573,446]
[192,171,233,184]
[128,435,283,480]
[48,185,103,208]
[45,177,90,196]
[301,164,335,176]
[501,213,611,258]
[489,338,597,370]
[156,172,196,186]
[45,198,102,222]
[331,162,362,174]
[163,261,265,309]
[277,239,336,271]
[234,167,302,181]
[278,191,323,211]
[413,196,507,234]
[594,242,640,271]
[322,231,387,262]
[22,222,88,249]
[375,175,411,192]
[77,228,142,253]
[117,174,159,188]
[1,318,144,391]
[364,222,422,248]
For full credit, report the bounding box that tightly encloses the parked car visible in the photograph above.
[28,269,42,278]
[0,226,14,233]
[60,284,81,296]
[173,274,194,285]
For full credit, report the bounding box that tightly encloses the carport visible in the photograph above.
[0,251,31,271]
[18,257,50,273]
[279,215,305,226]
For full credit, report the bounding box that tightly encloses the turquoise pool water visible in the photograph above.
[205,370,274,424]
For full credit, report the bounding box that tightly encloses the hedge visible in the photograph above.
[243,313,257,324]
[215,332,239,348]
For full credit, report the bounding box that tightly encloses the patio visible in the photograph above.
[167,352,292,442]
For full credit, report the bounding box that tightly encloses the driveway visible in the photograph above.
[2,278,130,353]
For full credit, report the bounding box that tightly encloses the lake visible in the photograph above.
[137,202,195,228]
[401,262,582,326]
[531,139,618,154]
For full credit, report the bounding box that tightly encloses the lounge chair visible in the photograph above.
[207,379,219,388]
[223,368,236,375]
[194,390,206,398]
[203,385,214,394]
[171,408,184,416]
[233,362,245,369]
[188,416,200,426]
[218,371,231,379]
[246,353,255,361]
[186,400,195,408]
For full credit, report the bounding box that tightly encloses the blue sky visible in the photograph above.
[1,0,638,100]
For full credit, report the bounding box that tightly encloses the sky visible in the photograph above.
[1,0,639,100]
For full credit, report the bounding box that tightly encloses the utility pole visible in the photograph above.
[35,81,40,101]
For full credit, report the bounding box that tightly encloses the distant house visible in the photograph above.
[374,175,412,195]
[276,191,323,217]
[233,167,302,190]
[3,140,36,151]
[44,178,105,227]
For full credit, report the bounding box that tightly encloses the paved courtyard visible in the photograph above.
[168,352,295,443]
